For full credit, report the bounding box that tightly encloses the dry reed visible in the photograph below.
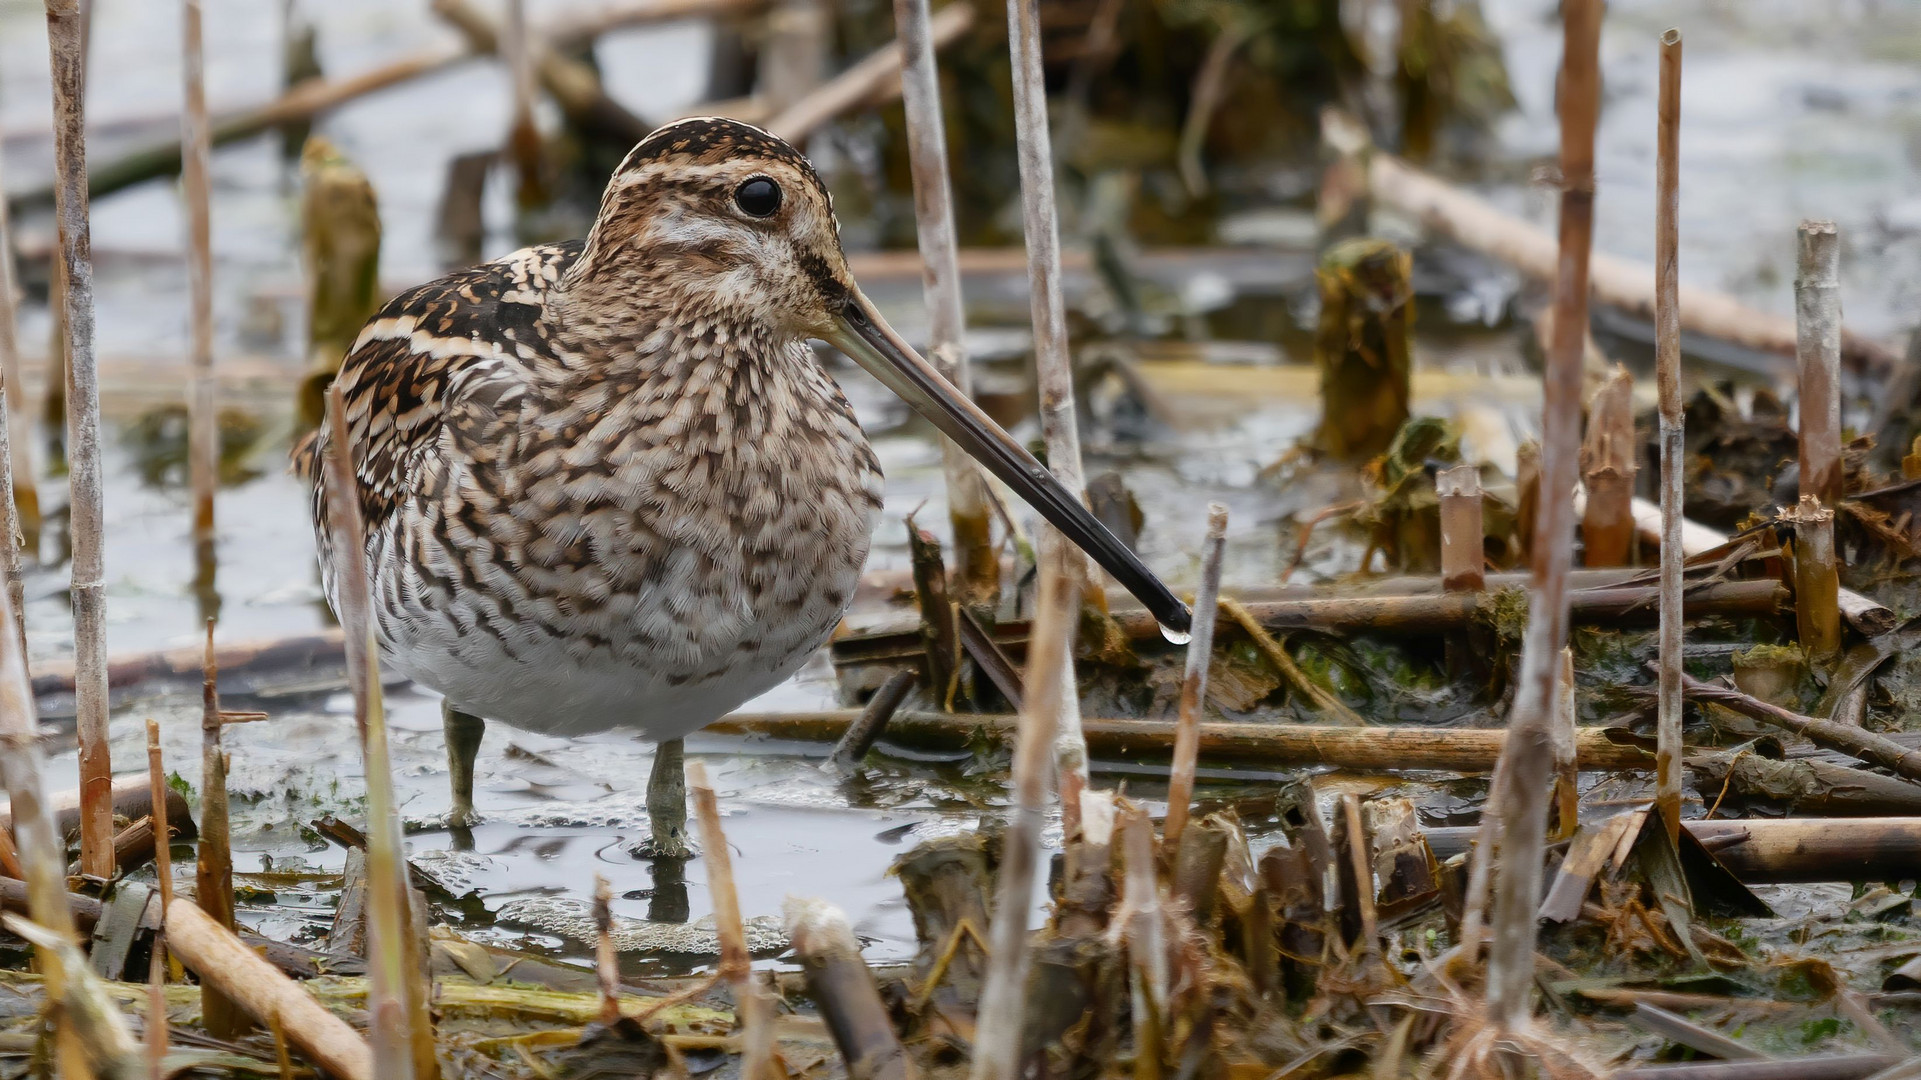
[1654,27,1685,840]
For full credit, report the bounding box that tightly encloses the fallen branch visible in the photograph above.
[1681,672,1921,784]
[1368,146,1901,375]
[711,711,1653,771]
[1426,816,1921,885]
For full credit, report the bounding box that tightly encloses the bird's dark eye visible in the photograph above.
[734,177,781,218]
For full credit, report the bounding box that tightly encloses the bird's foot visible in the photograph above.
[628,825,698,860]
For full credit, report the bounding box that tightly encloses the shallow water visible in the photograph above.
[0,0,1914,973]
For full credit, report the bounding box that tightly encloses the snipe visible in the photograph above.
[298,117,1190,855]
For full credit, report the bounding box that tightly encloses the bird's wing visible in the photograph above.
[297,242,580,531]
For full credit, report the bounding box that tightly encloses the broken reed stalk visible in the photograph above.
[144,719,174,920]
[321,385,435,1080]
[1655,27,1684,842]
[1580,365,1636,565]
[181,0,216,613]
[1797,220,1844,509]
[1120,806,1168,1080]
[0,346,21,654]
[1794,221,1843,658]
[193,622,248,1038]
[165,899,374,1080]
[967,548,1081,1080]
[1164,504,1228,852]
[688,760,776,1080]
[1789,495,1841,658]
[0,135,39,554]
[786,898,916,1080]
[1436,465,1484,592]
[1485,0,1601,1033]
[1550,647,1577,840]
[592,874,620,1026]
[893,0,995,605]
[0,551,91,1079]
[1004,0,1092,837]
[45,0,113,883]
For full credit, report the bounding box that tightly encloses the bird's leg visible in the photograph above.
[443,701,485,829]
[645,738,694,858]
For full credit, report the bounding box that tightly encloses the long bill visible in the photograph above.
[827,288,1193,637]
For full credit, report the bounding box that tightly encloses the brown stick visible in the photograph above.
[166,899,373,1080]
[908,522,959,708]
[1487,0,1600,1030]
[1436,465,1484,592]
[1429,817,1921,886]
[592,874,620,1026]
[144,720,173,916]
[322,384,433,1080]
[786,897,916,1080]
[193,620,249,1037]
[1788,495,1841,658]
[892,0,993,604]
[714,712,1652,772]
[1549,648,1577,840]
[765,2,971,145]
[181,0,215,603]
[1580,366,1636,566]
[1655,27,1685,843]
[968,547,1080,1080]
[45,0,112,884]
[432,0,650,144]
[827,669,915,773]
[1119,805,1167,1080]
[1365,153,1898,377]
[1164,504,1227,852]
[1681,673,1921,783]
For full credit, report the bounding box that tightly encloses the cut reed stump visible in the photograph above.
[785,898,916,1080]
[297,138,381,431]
[1313,238,1413,461]
[1580,365,1636,566]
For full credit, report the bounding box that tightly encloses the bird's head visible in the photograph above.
[567,117,1192,638]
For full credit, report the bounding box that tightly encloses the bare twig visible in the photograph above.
[182,0,217,621]
[1219,597,1369,726]
[764,2,971,144]
[1655,27,1685,842]
[0,520,90,1078]
[1164,504,1227,852]
[967,547,1081,1080]
[322,384,432,1079]
[45,0,112,883]
[144,719,174,915]
[1680,673,1921,783]
[893,0,994,604]
[1003,0,1092,839]
[194,620,248,1037]
[1485,0,1601,1031]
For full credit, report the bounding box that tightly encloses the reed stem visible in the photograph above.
[1580,366,1636,566]
[967,543,1080,1080]
[322,384,434,1080]
[1796,220,1844,510]
[1655,27,1685,842]
[0,534,91,1078]
[688,761,776,1080]
[194,622,248,1038]
[1164,504,1227,852]
[1485,0,1600,1032]
[45,0,113,883]
[0,135,37,576]
[893,0,996,605]
[182,0,217,622]
[1004,0,1091,836]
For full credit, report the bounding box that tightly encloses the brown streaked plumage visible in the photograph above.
[299,117,1188,837]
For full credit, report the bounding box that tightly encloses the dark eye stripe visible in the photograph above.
[734,177,781,218]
